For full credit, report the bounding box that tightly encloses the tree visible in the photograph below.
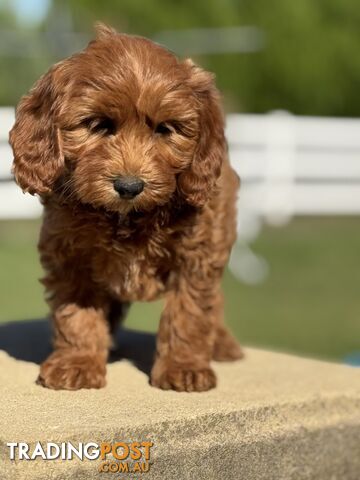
[2,0,360,116]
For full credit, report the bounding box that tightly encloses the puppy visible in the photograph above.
[9,24,243,392]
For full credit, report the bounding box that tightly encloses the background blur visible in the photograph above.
[0,0,360,363]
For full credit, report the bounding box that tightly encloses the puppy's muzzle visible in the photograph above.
[113,176,145,199]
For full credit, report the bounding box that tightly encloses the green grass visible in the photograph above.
[1,218,360,362]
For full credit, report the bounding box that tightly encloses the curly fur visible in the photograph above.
[9,24,243,392]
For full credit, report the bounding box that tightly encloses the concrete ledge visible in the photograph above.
[1,322,360,479]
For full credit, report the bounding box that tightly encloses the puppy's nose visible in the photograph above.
[113,176,145,199]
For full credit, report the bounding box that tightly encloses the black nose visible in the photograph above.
[113,176,145,199]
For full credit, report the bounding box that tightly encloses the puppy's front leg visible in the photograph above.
[151,278,221,392]
[38,302,111,390]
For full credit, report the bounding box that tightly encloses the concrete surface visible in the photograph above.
[1,321,360,479]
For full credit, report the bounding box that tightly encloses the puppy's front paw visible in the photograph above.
[37,350,106,390]
[151,361,216,392]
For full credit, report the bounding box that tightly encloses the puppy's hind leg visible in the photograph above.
[107,300,131,354]
[108,300,131,335]
[212,291,244,362]
[212,325,244,361]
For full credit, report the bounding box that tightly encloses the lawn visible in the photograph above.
[1,217,359,362]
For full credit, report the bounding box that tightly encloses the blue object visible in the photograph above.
[343,352,360,367]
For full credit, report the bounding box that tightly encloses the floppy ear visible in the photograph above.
[9,67,64,195]
[178,60,226,207]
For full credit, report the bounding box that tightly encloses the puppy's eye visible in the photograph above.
[84,117,116,136]
[155,122,173,135]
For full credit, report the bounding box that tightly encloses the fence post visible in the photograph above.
[263,110,296,226]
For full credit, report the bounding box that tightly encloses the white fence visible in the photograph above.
[1,107,360,229]
[227,112,360,245]
[0,107,42,219]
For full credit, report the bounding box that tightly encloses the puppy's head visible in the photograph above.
[10,24,225,213]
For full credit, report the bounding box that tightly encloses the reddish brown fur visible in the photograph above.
[9,24,243,392]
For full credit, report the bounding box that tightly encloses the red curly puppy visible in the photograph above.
[9,24,242,392]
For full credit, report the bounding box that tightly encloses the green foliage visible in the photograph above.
[1,0,360,113]
[57,0,360,116]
